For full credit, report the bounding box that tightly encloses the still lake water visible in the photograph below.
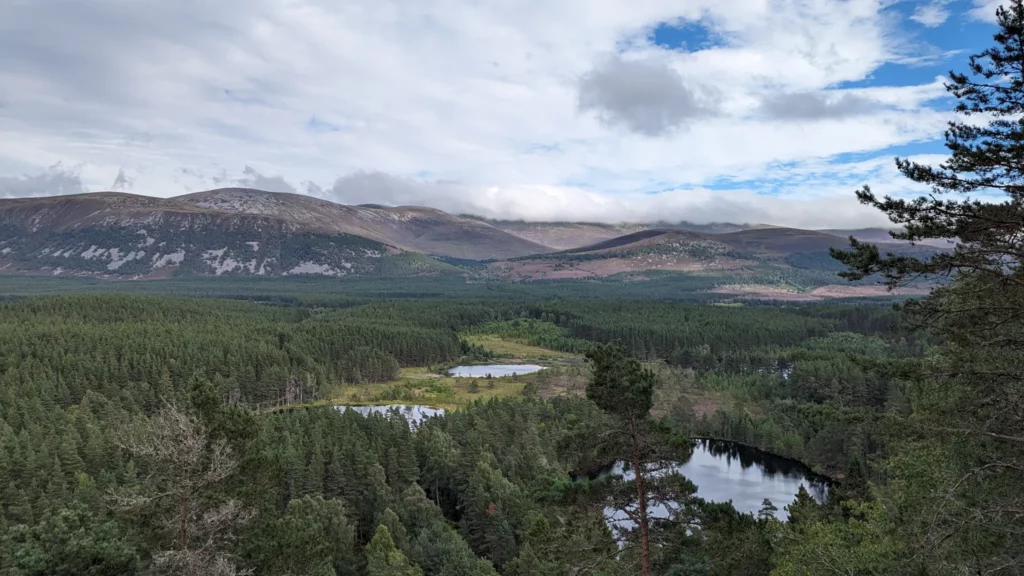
[447,364,545,378]
[581,439,829,521]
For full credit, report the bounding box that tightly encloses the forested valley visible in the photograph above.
[0,286,923,576]
[0,263,1015,575]
[3,4,1024,575]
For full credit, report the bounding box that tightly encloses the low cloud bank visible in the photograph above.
[325,171,889,229]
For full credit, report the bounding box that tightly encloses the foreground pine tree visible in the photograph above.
[833,1,1024,571]
[585,343,695,576]
[834,1,1024,293]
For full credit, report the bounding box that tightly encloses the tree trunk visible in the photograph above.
[629,415,652,576]
[179,493,189,550]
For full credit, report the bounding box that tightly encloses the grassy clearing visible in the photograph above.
[279,354,716,420]
[462,334,579,360]
[277,338,582,412]
[307,366,529,411]
[331,366,528,407]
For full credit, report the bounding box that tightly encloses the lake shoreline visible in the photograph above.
[573,438,831,521]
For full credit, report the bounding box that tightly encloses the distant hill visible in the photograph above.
[474,217,952,254]
[488,229,748,280]
[177,189,551,259]
[462,219,650,251]
[714,228,854,255]
[0,189,944,286]
[559,229,675,253]
[821,227,954,249]
[652,220,762,235]
[468,217,760,250]
[0,190,532,277]
[486,227,940,282]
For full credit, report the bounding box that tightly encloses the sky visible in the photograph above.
[0,0,1008,228]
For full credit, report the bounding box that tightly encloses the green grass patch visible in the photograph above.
[461,334,579,360]
[318,366,529,410]
[463,318,591,353]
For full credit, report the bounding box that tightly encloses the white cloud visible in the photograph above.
[0,164,86,198]
[236,165,297,194]
[759,91,879,119]
[969,0,1007,22]
[0,0,977,227]
[319,153,948,229]
[911,1,951,27]
[578,54,719,135]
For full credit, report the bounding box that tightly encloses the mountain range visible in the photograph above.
[0,188,939,291]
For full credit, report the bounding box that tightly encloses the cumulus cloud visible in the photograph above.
[329,172,447,206]
[236,165,297,194]
[911,1,951,27]
[759,91,881,120]
[0,164,86,198]
[578,55,717,136]
[969,0,1007,22]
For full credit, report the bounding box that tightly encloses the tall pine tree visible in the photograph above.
[833,2,1024,571]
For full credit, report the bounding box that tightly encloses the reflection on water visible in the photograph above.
[448,364,544,378]
[581,439,829,521]
[336,404,445,428]
[683,439,829,517]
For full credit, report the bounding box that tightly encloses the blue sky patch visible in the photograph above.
[648,20,721,51]
[829,141,948,165]
[840,1,995,89]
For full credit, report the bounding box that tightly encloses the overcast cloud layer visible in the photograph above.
[0,0,1005,228]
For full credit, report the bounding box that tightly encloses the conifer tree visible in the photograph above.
[585,343,685,576]
[833,1,1024,300]
[785,485,822,526]
[109,401,253,576]
[832,2,1024,571]
[378,508,408,551]
[1,504,140,576]
[366,525,422,576]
